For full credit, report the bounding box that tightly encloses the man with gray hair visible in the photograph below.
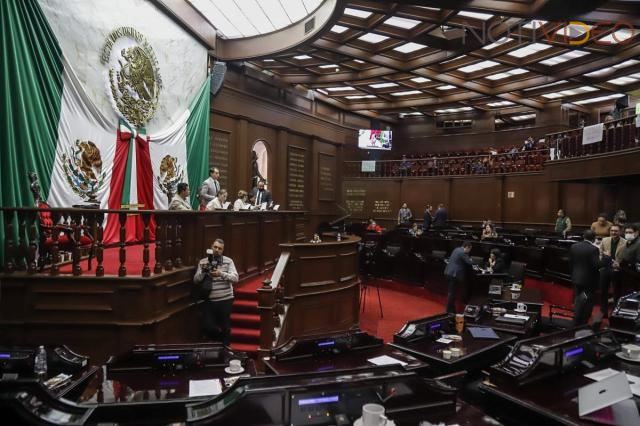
[193,238,238,345]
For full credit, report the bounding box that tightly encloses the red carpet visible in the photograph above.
[230,273,268,355]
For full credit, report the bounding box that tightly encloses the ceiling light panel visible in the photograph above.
[482,37,512,50]
[344,7,371,19]
[369,82,398,88]
[391,90,422,96]
[574,93,625,105]
[411,77,431,83]
[384,16,421,29]
[457,11,493,20]
[485,68,528,80]
[512,113,536,121]
[436,85,457,90]
[357,33,389,43]
[487,101,515,107]
[585,59,639,77]
[523,20,547,29]
[325,86,356,91]
[345,95,376,99]
[393,42,428,53]
[294,54,312,60]
[539,50,589,66]
[330,25,349,33]
[318,64,339,68]
[598,29,635,44]
[507,42,552,58]
[458,60,500,73]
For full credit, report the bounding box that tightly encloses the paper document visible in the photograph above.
[189,379,223,397]
[436,338,453,344]
[367,355,407,367]
[504,314,530,321]
[222,201,230,209]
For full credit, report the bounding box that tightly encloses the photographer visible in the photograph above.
[193,239,238,345]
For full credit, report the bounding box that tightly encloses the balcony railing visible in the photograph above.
[344,149,549,178]
[547,115,639,160]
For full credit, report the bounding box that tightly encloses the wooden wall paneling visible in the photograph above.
[234,119,249,198]
[211,130,230,191]
[502,175,554,225]
[317,152,337,202]
[398,179,450,214]
[276,129,289,208]
[450,177,500,222]
[287,145,307,211]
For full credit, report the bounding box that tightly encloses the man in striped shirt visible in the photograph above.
[193,238,239,345]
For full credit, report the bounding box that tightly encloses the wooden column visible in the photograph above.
[164,217,174,271]
[71,213,82,276]
[154,215,164,274]
[174,216,183,268]
[95,212,104,277]
[27,211,38,274]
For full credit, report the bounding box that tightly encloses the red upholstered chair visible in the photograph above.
[36,201,93,272]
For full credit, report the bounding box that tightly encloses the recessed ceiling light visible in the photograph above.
[598,29,636,44]
[523,20,547,29]
[357,33,389,43]
[345,95,376,99]
[325,86,356,91]
[610,75,640,85]
[482,37,512,50]
[354,59,365,64]
[436,85,456,90]
[384,16,421,29]
[585,59,639,77]
[487,101,515,107]
[294,55,312,60]
[399,112,423,117]
[458,11,493,20]
[507,43,552,58]
[540,50,589,66]
[574,94,625,105]
[319,64,339,68]
[458,60,500,73]
[330,25,349,34]
[344,8,372,19]
[485,68,528,80]
[263,59,275,62]
[391,90,422,96]
[512,113,536,121]
[316,88,328,95]
[441,55,467,64]
[411,77,431,83]
[393,42,428,53]
[369,82,398,88]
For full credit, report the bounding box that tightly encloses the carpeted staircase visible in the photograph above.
[230,276,263,356]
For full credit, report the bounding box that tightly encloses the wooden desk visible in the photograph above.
[480,356,640,426]
[474,310,540,337]
[492,287,544,313]
[391,327,516,373]
[263,344,426,375]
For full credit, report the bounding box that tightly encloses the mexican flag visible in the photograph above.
[1,0,209,256]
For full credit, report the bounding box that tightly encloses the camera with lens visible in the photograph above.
[201,249,222,274]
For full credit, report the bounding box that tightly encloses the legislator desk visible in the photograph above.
[2,361,500,425]
[465,306,540,338]
[479,328,637,426]
[492,286,544,313]
[390,313,516,373]
[262,330,427,375]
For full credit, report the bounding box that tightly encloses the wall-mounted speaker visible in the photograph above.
[210,61,227,97]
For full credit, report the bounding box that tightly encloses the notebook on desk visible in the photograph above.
[579,372,633,418]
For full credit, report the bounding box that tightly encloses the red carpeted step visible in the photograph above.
[235,289,259,301]
[231,313,261,328]
[231,327,260,343]
[233,299,259,314]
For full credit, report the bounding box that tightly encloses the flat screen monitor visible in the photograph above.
[358,129,392,150]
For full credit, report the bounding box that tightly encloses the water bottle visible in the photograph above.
[34,345,47,378]
[337,233,342,242]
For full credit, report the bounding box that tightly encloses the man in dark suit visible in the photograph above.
[250,180,272,207]
[571,230,601,326]
[423,204,433,231]
[433,203,448,229]
[444,241,473,313]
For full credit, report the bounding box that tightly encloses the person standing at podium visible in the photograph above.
[193,239,238,345]
[444,241,473,313]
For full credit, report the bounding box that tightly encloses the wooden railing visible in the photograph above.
[0,207,303,277]
[546,115,638,160]
[344,149,549,178]
[257,234,361,363]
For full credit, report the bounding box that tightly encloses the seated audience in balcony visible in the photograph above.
[613,209,627,227]
[398,155,412,176]
[555,209,572,236]
[366,218,382,233]
[522,136,535,151]
[591,213,613,238]
[481,223,498,240]
[487,248,507,273]
[423,204,434,231]
[409,222,422,237]
[433,203,448,228]
[397,203,413,225]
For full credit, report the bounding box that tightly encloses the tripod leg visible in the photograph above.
[376,282,383,318]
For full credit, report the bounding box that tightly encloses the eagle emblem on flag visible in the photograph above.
[62,139,106,203]
[156,155,184,196]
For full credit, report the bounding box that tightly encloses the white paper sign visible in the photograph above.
[361,160,376,172]
[189,379,223,397]
[582,123,604,145]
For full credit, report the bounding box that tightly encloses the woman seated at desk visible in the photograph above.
[233,190,249,211]
[206,189,228,210]
[487,248,507,274]
[481,223,498,240]
[366,218,382,233]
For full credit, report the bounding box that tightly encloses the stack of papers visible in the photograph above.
[367,355,407,367]
[189,379,223,397]
[585,369,640,397]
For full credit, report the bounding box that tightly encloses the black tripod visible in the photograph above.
[360,275,383,318]
[359,241,383,318]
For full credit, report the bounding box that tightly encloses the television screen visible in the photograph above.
[358,129,392,150]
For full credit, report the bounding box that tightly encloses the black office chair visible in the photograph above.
[508,261,526,284]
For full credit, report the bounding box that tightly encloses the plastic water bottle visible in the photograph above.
[34,346,47,378]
